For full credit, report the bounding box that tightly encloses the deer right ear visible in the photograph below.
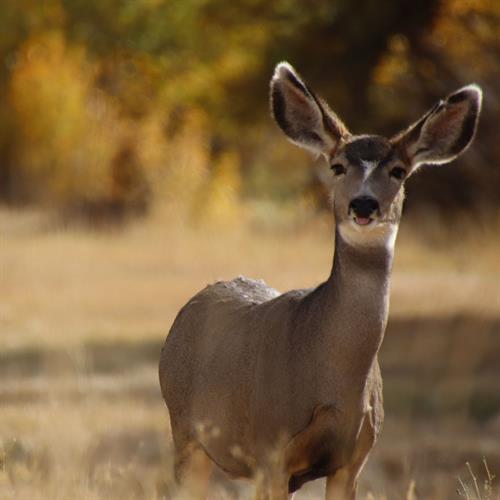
[393,84,482,172]
[270,62,348,157]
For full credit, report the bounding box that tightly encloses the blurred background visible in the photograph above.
[0,0,499,499]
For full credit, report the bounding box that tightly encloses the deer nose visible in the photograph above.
[349,196,379,218]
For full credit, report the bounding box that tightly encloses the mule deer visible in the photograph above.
[159,63,482,499]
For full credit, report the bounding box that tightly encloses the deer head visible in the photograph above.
[270,62,482,248]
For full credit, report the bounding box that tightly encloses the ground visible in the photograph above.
[1,207,499,499]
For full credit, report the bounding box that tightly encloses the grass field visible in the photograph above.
[1,206,499,499]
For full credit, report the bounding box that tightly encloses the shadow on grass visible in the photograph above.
[1,315,500,419]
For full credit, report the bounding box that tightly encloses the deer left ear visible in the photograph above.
[392,84,482,172]
[270,62,349,157]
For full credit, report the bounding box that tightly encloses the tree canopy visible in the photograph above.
[0,0,498,221]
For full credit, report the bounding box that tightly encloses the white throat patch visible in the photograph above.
[338,220,398,250]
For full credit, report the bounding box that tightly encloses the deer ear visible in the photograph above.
[270,62,348,157]
[393,84,482,172]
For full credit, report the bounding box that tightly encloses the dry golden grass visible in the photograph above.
[2,206,499,350]
[1,206,499,499]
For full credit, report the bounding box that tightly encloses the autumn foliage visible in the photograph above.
[0,0,498,222]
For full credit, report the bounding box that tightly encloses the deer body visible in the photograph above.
[161,234,389,489]
[159,63,481,499]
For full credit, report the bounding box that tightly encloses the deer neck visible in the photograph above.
[312,225,396,387]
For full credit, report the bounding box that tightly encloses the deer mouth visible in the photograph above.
[353,216,373,226]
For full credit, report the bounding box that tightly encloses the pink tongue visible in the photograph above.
[356,217,371,226]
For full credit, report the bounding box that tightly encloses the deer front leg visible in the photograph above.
[253,471,289,500]
[325,410,376,500]
[325,467,357,500]
[174,444,213,500]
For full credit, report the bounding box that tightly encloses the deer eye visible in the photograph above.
[389,166,406,180]
[331,163,346,176]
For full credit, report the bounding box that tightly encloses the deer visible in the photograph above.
[159,62,482,499]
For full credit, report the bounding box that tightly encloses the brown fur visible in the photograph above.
[159,62,481,499]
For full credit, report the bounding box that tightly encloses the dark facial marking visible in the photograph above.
[344,136,393,166]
